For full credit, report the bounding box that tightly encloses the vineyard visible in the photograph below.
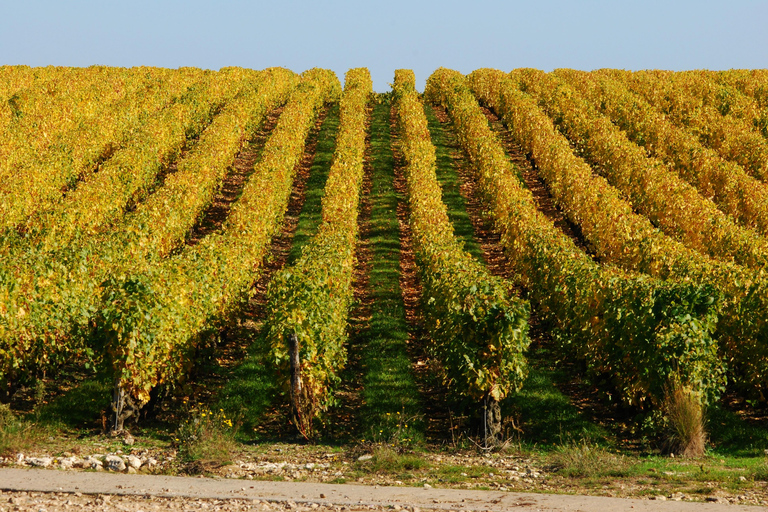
[3,65,768,466]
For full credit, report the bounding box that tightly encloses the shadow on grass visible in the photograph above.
[503,345,634,479]
[215,332,284,442]
[33,376,111,432]
[504,362,612,451]
[357,96,423,442]
[707,403,768,457]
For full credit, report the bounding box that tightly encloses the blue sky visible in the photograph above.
[2,0,767,92]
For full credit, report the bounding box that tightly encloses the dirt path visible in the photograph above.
[0,468,757,511]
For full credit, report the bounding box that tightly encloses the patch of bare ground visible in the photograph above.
[389,103,457,445]
[178,106,329,418]
[324,105,374,440]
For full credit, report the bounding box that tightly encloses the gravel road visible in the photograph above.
[1,468,764,511]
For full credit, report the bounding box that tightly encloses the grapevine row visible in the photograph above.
[1,66,152,179]
[716,69,768,110]
[552,69,768,236]
[393,69,530,421]
[0,67,205,233]
[263,68,370,436]
[0,66,39,136]
[425,68,723,426]
[469,68,768,397]
[99,69,340,429]
[604,70,768,181]
[28,69,249,253]
[0,65,36,99]
[675,70,768,140]
[511,68,768,271]
[0,68,299,396]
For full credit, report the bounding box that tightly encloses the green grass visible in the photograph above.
[33,377,111,431]
[423,101,483,260]
[504,347,613,451]
[215,332,279,440]
[0,403,43,456]
[287,102,340,264]
[356,96,423,442]
[707,403,768,457]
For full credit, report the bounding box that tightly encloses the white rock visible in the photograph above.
[59,457,78,470]
[15,453,25,464]
[85,456,103,470]
[357,455,373,462]
[126,455,142,469]
[423,484,432,489]
[127,466,138,474]
[27,457,53,468]
[105,455,126,472]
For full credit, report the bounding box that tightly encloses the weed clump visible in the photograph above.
[0,404,39,456]
[175,405,237,467]
[552,440,630,478]
[664,385,707,458]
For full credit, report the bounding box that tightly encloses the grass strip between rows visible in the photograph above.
[357,95,424,442]
[286,102,341,265]
[422,104,484,260]
[216,93,342,438]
